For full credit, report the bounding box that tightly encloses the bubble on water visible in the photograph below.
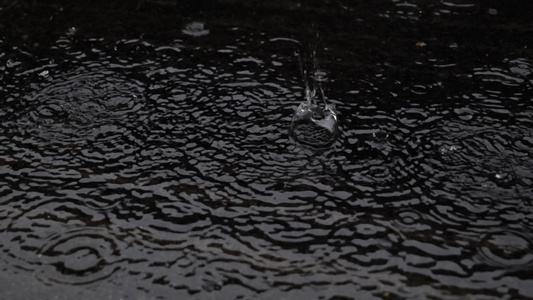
[373,130,389,142]
[66,26,77,36]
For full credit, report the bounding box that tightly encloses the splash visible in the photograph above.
[290,49,338,149]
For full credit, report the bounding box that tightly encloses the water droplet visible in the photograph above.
[488,8,498,15]
[182,22,210,37]
[6,59,18,68]
[290,101,338,149]
[440,145,461,154]
[66,27,77,36]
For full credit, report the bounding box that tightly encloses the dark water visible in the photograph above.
[1,0,533,299]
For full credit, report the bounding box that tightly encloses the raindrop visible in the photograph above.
[290,53,338,149]
[6,59,19,68]
[182,22,210,37]
[66,27,77,36]
[290,89,338,149]
[440,145,460,154]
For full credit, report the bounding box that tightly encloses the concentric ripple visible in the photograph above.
[34,227,124,285]
[477,230,533,269]
[1,1,533,299]
[17,70,146,142]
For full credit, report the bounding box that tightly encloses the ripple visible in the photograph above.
[392,209,432,233]
[474,67,524,87]
[2,2,533,299]
[17,70,146,143]
[433,0,477,16]
[477,230,533,269]
[473,57,533,90]
[381,0,423,21]
[35,227,124,285]
[1,197,122,286]
[508,57,532,77]
[60,185,126,212]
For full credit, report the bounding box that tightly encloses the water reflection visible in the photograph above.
[1,0,533,299]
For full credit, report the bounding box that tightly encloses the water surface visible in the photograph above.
[1,1,532,299]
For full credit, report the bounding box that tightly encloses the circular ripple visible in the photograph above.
[392,209,432,233]
[478,230,533,268]
[18,70,146,143]
[35,227,124,285]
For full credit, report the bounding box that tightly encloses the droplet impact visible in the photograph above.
[289,67,338,149]
[290,101,338,149]
[182,22,210,37]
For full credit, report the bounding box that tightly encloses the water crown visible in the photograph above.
[289,53,338,149]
